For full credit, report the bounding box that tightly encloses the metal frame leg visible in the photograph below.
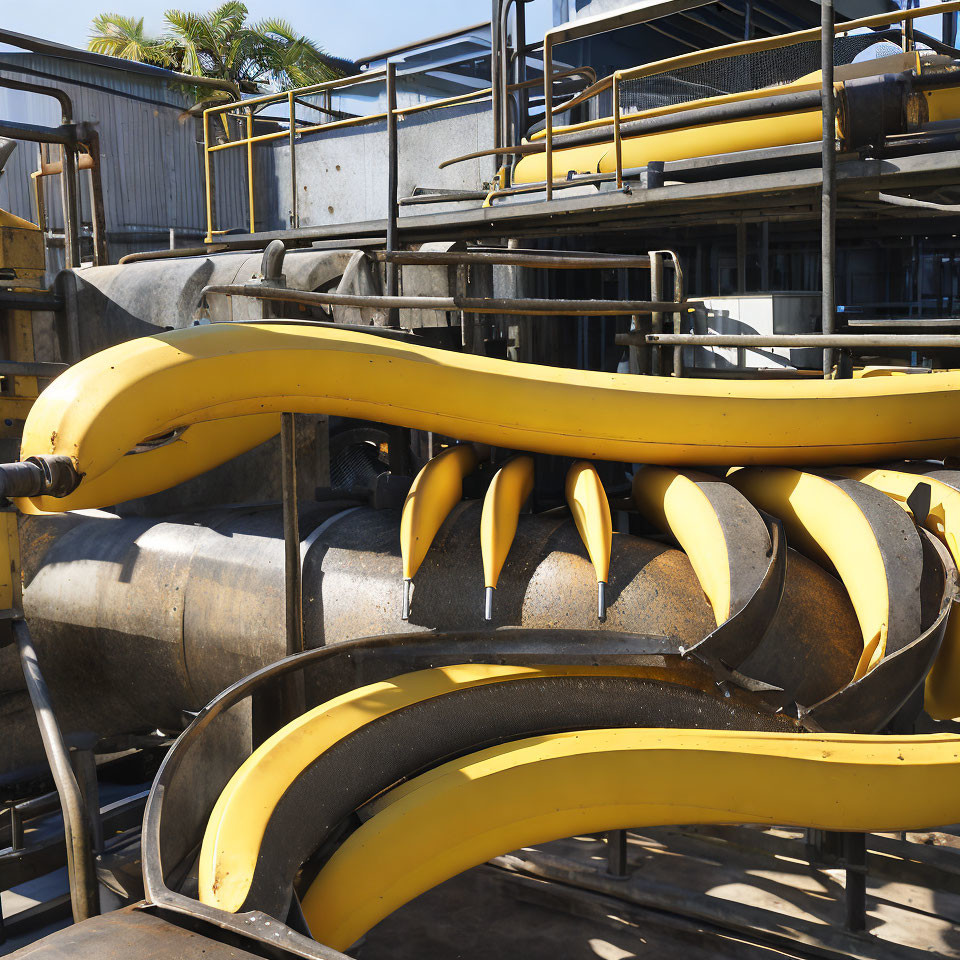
[14,620,99,922]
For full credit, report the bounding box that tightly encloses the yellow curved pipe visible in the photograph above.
[565,461,612,619]
[400,445,478,617]
[480,455,534,619]
[632,466,731,623]
[730,467,897,678]
[16,414,279,514]
[302,727,960,950]
[515,109,824,184]
[199,662,645,914]
[832,466,960,720]
[18,323,960,513]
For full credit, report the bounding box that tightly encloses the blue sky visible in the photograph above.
[3,1,554,62]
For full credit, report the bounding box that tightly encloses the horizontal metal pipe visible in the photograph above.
[551,88,825,152]
[0,360,67,377]
[0,291,64,311]
[118,244,230,265]
[0,74,72,122]
[14,620,99,922]
[373,250,653,269]
[202,283,688,316]
[633,333,960,347]
[0,120,78,145]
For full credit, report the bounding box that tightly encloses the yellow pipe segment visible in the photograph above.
[17,323,960,513]
[832,466,960,720]
[632,466,732,623]
[199,663,648,914]
[16,414,280,514]
[399,444,479,619]
[302,727,960,950]
[565,461,613,619]
[480,455,534,620]
[730,467,916,679]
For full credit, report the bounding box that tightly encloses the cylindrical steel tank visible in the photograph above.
[4,503,861,782]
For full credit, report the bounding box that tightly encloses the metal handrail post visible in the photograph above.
[246,107,255,234]
[821,0,837,377]
[15,620,99,922]
[288,91,299,229]
[385,63,400,328]
[203,111,214,243]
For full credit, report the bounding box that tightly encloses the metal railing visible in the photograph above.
[538,0,960,198]
[201,66,596,242]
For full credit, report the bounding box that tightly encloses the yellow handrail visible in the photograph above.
[201,67,596,240]
[545,0,960,196]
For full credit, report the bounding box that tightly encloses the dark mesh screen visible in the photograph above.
[620,31,904,113]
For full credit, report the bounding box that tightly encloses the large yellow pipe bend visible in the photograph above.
[18,323,960,510]
[302,728,960,950]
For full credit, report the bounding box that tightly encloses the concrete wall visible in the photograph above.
[264,100,494,231]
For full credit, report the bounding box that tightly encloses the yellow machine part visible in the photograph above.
[400,445,478,582]
[565,461,612,594]
[515,60,960,185]
[16,414,281,514]
[514,109,825,184]
[19,322,960,511]
[198,662,670,915]
[301,727,960,950]
[480,454,534,592]
[632,466,731,623]
[832,466,960,721]
[729,467,891,678]
[532,52,918,142]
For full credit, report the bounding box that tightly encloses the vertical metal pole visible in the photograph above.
[85,132,108,266]
[385,62,400,328]
[59,143,80,269]
[492,0,503,174]
[281,414,303,657]
[15,621,99,922]
[544,37,554,200]
[844,832,867,932]
[744,0,753,40]
[606,830,628,877]
[288,92,299,229]
[613,74,623,189]
[515,0,528,143]
[246,108,255,234]
[649,250,664,375]
[203,111,214,243]
[821,0,837,378]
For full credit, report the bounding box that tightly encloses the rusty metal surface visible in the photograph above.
[3,905,273,960]
[11,503,865,777]
[803,529,958,733]
[142,629,793,960]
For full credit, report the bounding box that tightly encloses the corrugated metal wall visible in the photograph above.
[0,52,250,268]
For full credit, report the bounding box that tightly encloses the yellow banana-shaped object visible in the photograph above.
[16,323,960,513]
[400,444,478,618]
[199,662,647,914]
[832,465,960,720]
[480,455,534,619]
[730,467,923,680]
[632,465,770,625]
[565,461,612,620]
[16,414,280,514]
[302,727,960,950]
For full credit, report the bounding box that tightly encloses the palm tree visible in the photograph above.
[88,14,172,67]
[89,3,345,97]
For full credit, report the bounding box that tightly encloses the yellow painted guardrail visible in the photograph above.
[201,67,594,241]
[539,0,960,197]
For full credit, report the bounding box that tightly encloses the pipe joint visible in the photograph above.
[0,456,80,500]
